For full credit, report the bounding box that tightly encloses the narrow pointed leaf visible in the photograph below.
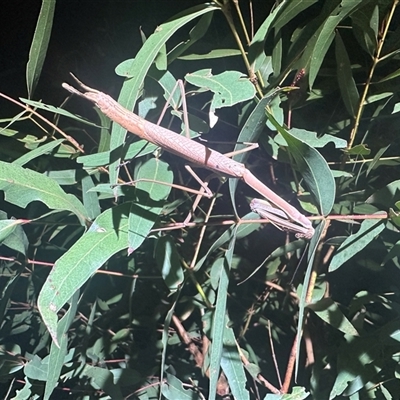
[155,236,184,292]
[26,0,56,97]
[13,139,65,167]
[161,372,197,399]
[335,32,359,117]
[109,3,219,186]
[307,298,359,336]
[44,292,79,400]
[221,326,249,400]
[128,158,173,253]
[38,203,131,344]
[329,216,386,272]
[0,161,89,226]
[209,232,236,400]
[266,110,335,216]
[295,221,326,379]
[229,88,282,214]
[185,69,256,113]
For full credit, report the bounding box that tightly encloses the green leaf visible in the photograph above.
[244,239,308,283]
[161,372,197,399]
[109,3,219,186]
[346,143,371,156]
[13,139,65,167]
[185,69,256,113]
[81,174,101,220]
[44,292,79,400]
[233,88,285,164]
[26,0,56,98]
[366,145,390,177]
[221,326,250,400]
[24,355,48,381]
[43,170,77,186]
[168,12,215,62]
[266,110,335,216]
[0,215,28,255]
[329,216,386,272]
[152,69,181,109]
[208,259,229,399]
[248,2,282,80]
[0,219,22,243]
[388,208,400,229]
[366,179,400,208]
[330,335,382,398]
[335,32,359,118]
[301,0,365,88]
[178,48,241,60]
[38,203,131,344]
[378,67,400,83]
[229,87,282,215]
[194,212,260,272]
[0,161,89,226]
[271,0,319,32]
[209,232,236,400]
[307,298,359,336]
[160,294,180,394]
[128,158,173,253]
[20,98,102,128]
[295,221,326,379]
[81,365,123,398]
[264,386,309,399]
[77,141,157,168]
[382,239,400,266]
[350,4,378,56]
[0,345,24,376]
[275,128,347,149]
[155,236,184,292]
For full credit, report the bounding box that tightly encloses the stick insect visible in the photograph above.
[62,75,315,239]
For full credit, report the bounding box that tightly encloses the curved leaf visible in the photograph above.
[155,236,184,292]
[229,88,282,214]
[329,216,386,272]
[221,326,249,400]
[26,0,56,98]
[351,4,378,56]
[295,221,326,379]
[44,292,79,400]
[109,3,219,186]
[13,139,64,167]
[265,386,310,399]
[38,203,131,344]
[0,161,89,226]
[335,32,359,118]
[185,69,256,113]
[161,372,197,399]
[275,128,347,149]
[266,110,335,216]
[307,298,359,336]
[128,157,173,253]
[209,233,236,400]
[300,0,365,88]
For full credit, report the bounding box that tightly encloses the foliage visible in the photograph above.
[1,0,400,399]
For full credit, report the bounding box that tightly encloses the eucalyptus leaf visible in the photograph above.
[38,203,131,344]
[307,298,359,336]
[108,3,219,187]
[335,32,359,118]
[266,110,335,216]
[26,0,56,98]
[329,216,386,272]
[185,69,256,113]
[0,161,89,226]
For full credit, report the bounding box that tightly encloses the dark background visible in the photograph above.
[0,0,271,103]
